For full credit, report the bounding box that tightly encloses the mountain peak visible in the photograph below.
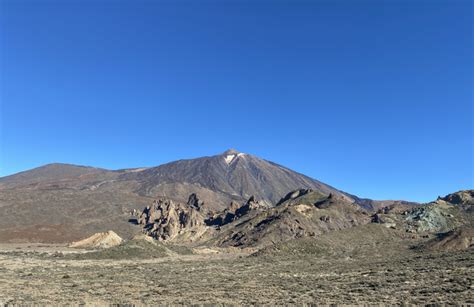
[222,149,246,165]
[222,148,241,155]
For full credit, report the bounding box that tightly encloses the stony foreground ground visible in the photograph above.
[0,244,472,305]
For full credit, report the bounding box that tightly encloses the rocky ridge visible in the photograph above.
[130,189,473,251]
[133,189,372,248]
[212,190,372,248]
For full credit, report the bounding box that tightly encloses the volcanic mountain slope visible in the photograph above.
[0,163,109,189]
[0,149,360,243]
[119,149,353,207]
[0,149,416,243]
[0,164,152,243]
[0,149,351,205]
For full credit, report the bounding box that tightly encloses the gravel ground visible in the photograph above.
[0,244,472,305]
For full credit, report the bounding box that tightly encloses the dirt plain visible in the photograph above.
[0,240,472,305]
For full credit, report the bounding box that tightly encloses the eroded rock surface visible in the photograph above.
[213,191,371,248]
[137,197,207,242]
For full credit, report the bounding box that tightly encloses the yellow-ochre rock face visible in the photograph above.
[69,230,123,249]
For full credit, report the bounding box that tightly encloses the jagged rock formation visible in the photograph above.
[206,196,272,227]
[438,190,473,211]
[137,196,208,242]
[205,201,241,226]
[69,230,123,249]
[134,189,474,249]
[234,196,272,218]
[134,190,372,247]
[136,194,273,243]
[275,188,314,206]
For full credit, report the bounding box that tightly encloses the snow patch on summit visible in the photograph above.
[224,153,246,165]
[224,155,235,164]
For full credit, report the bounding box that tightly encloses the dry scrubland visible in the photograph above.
[0,226,472,305]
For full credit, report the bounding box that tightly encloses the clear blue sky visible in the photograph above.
[0,0,472,202]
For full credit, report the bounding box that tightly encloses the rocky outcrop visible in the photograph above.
[132,189,473,249]
[137,196,207,242]
[438,190,473,211]
[136,194,273,243]
[276,188,314,206]
[234,196,272,218]
[205,201,240,226]
[206,196,271,227]
[404,204,454,233]
[213,190,371,248]
[402,191,473,233]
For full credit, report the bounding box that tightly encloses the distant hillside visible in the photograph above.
[0,163,108,188]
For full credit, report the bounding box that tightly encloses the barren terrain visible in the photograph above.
[0,228,472,305]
